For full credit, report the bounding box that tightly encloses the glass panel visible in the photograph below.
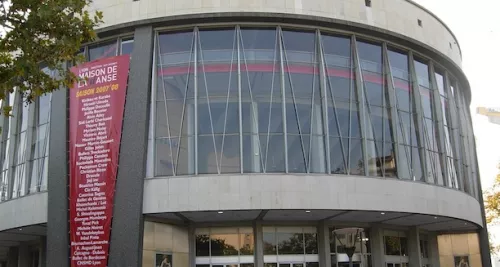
[89,41,118,61]
[263,231,277,255]
[277,232,304,254]
[121,39,134,55]
[384,236,401,256]
[305,233,318,254]
[413,60,430,88]
[211,233,239,256]
[240,233,255,255]
[196,234,210,256]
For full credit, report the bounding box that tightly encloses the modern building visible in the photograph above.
[0,0,492,267]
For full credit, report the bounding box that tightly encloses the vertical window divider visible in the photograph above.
[237,26,244,174]
[382,43,404,179]
[444,72,464,190]
[428,62,449,187]
[115,38,121,56]
[194,27,199,175]
[278,26,289,173]
[6,92,20,200]
[23,94,36,194]
[408,51,428,182]
[148,32,158,178]
[352,36,369,176]
[317,31,331,174]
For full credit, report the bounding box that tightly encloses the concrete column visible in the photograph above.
[39,236,46,267]
[369,226,385,267]
[107,25,154,267]
[17,244,30,267]
[428,234,440,267]
[407,227,421,267]
[46,68,69,267]
[7,247,18,267]
[317,221,331,267]
[254,221,264,267]
[188,225,196,267]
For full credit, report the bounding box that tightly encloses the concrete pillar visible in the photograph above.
[107,25,154,267]
[39,236,46,267]
[407,227,421,267]
[369,225,385,267]
[254,221,264,267]
[428,234,440,267]
[188,225,196,267]
[17,244,30,267]
[46,67,69,267]
[318,221,331,267]
[7,247,18,267]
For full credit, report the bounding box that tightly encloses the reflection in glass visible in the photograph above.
[277,232,304,254]
[150,27,477,197]
[196,234,210,256]
[240,233,255,255]
[88,41,118,61]
[211,234,239,256]
[264,231,277,255]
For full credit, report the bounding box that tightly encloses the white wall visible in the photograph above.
[143,174,483,226]
[89,0,462,67]
[0,192,47,231]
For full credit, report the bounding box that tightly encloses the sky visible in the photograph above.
[415,0,500,251]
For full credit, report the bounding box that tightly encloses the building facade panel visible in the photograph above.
[88,0,462,67]
[0,1,492,267]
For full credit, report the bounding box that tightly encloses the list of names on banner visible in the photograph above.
[69,55,130,267]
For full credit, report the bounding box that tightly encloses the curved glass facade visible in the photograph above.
[150,25,479,197]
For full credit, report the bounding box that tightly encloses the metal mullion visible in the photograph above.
[445,72,464,190]
[382,43,405,179]
[278,27,289,173]
[6,93,20,200]
[23,95,36,194]
[457,91,473,193]
[115,38,120,56]
[429,62,449,187]
[148,32,158,178]
[318,32,331,174]
[453,82,471,193]
[352,36,369,176]
[237,26,244,174]
[408,51,428,182]
[194,27,199,175]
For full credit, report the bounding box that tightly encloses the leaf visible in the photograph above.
[0,0,103,117]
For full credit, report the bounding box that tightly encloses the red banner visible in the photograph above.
[69,55,130,267]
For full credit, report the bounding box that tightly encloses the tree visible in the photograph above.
[484,163,500,254]
[0,0,102,115]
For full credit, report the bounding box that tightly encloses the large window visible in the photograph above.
[383,231,408,267]
[0,89,52,202]
[149,26,478,198]
[357,40,395,177]
[263,227,318,267]
[388,49,423,181]
[196,227,254,267]
[414,59,444,185]
[329,228,371,267]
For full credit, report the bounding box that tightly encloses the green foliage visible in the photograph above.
[0,0,102,115]
[484,164,500,254]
